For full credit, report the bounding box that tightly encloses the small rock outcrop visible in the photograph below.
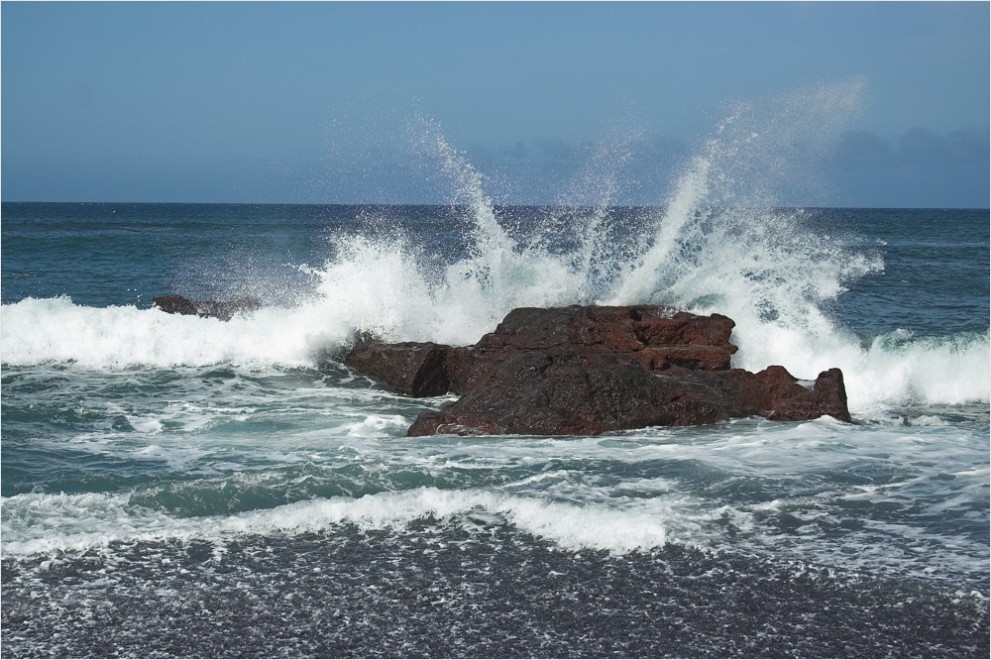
[152,295,260,321]
[345,305,852,436]
[346,337,455,398]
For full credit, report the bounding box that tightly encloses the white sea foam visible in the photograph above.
[2,415,984,579]
[2,80,987,411]
[0,487,669,556]
[0,295,351,369]
[339,414,411,438]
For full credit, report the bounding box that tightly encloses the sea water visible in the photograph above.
[2,98,989,657]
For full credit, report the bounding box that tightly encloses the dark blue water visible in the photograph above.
[3,203,987,337]
[0,203,468,309]
[2,201,988,657]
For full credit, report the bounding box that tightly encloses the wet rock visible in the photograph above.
[406,357,741,436]
[343,305,852,436]
[152,294,199,316]
[406,362,850,436]
[346,334,455,397]
[721,366,852,422]
[448,306,738,394]
[152,295,260,321]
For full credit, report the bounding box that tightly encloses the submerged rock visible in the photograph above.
[152,294,260,321]
[345,305,852,436]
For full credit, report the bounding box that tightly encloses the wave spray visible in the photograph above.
[311,79,987,410]
[2,80,986,411]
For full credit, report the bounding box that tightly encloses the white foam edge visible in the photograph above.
[0,487,668,557]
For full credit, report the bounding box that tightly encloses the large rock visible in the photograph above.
[407,358,743,436]
[153,294,260,321]
[344,305,852,436]
[450,306,738,394]
[406,363,850,436]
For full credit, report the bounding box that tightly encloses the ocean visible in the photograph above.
[1,137,989,656]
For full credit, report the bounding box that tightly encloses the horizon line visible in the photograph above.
[3,200,989,212]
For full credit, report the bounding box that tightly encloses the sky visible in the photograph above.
[2,1,988,207]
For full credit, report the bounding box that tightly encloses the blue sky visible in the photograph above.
[2,1,988,207]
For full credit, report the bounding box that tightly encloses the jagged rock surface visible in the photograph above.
[344,305,852,436]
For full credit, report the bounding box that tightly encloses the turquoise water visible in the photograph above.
[2,198,987,657]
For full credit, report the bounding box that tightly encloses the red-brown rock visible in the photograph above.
[406,356,742,436]
[346,334,455,397]
[719,366,851,422]
[453,305,738,394]
[343,305,852,436]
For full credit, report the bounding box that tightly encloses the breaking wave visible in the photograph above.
[2,80,987,411]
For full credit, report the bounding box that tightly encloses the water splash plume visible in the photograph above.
[2,80,987,411]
